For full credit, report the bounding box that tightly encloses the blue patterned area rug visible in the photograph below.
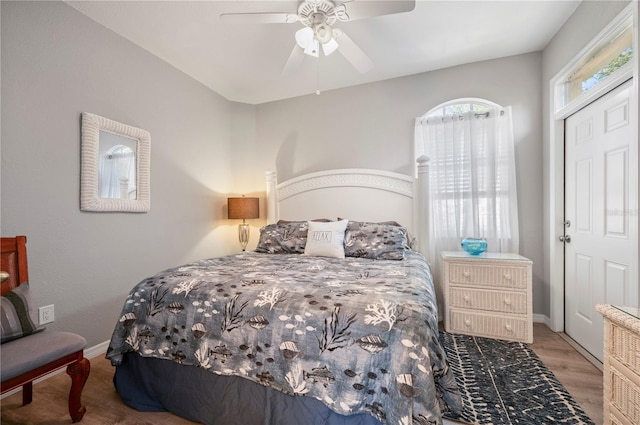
[439,332,595,425]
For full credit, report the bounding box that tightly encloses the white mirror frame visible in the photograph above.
[80,112,151,212]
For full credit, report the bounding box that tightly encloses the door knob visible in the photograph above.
[559,235,571,243]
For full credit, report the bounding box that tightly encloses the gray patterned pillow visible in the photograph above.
[343,221,409,260]
[1,283,45,343]
[255,222,309,254]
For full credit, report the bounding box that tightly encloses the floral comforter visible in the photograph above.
[106,250,462,425]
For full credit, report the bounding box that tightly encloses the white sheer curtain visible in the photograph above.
[99,146,136,199]
[415,104,519,315]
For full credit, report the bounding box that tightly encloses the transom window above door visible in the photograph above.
[554,8,633,115]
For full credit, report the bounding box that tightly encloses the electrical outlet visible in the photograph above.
[39,304,55,325]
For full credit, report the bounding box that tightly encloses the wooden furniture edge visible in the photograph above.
[1,236,90,422]
[0,235,28,295]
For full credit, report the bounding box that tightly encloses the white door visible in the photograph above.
[564,79,637,362]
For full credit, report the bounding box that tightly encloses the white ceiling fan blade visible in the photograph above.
[337,0,416,21]
[220,13,299,24]
[282,45,306,76]
[333,29,374,73]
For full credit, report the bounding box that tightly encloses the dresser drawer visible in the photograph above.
[448,287,527,314]
[610,322,640,372]
[447,309,530,342]
[447,263,528,289]
[609,407,634,425]
[609,363,640,425]
[599,306,640,425]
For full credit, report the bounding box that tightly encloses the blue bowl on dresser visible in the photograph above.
[461,238,487,255]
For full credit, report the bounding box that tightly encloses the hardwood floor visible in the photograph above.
[529,323,603,424]
[1,323,603,425]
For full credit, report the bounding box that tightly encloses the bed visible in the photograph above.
[106,160,463,425]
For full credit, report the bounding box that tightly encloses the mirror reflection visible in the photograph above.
[98,131,137,200]
[80,112,150,213]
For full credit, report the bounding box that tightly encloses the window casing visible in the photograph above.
[554,12,633,115]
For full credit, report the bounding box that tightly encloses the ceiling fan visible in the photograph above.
[220,0,416,75]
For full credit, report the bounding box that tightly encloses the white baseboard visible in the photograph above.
[533,313,551,328]
[1,340,110,400]
[85,340,110,359]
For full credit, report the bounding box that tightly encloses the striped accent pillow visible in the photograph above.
[1,283,45,344]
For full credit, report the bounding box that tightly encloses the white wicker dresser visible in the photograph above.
[597,304,640,425]
[441,251,533,343]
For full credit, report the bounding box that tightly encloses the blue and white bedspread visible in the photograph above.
[106,250,462,424]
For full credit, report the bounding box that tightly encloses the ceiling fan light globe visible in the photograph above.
[304,39,320,57]
[314,23,333,44]
[295,27,314,49]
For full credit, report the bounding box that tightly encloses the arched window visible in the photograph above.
[415,98,519,313]
[99,144,136,199]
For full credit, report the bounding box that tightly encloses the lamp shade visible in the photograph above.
[227,197,259,220]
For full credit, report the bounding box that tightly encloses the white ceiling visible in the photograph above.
[66,0,581,104]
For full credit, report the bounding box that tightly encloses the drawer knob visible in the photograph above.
[464,296,470,303]
[463,271,471,278]
[504,273,512,280]
[464,320,471,327]
[505,324,512,332]
[504,298,511,305]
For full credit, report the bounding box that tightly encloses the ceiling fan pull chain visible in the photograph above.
[316,57,321,95]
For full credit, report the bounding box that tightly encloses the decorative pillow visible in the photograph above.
[255,222,309,254]
[304,220,349,258]
[338,218,416,251]
[1,283,45,344]
[343,221,410,260]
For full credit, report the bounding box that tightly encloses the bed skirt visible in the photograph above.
[114,352,384,425]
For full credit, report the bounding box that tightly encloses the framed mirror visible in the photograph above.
[80,112,150,212]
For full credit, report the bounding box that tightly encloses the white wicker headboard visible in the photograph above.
[265,157,430,255]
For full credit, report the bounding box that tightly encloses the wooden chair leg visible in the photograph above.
[21,381,33,405]
[66,357,90,423]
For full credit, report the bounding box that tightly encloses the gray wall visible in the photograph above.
[3,0,629,348]
[1,1,239,346]
[540,0,631,318]
[251,52,545,315]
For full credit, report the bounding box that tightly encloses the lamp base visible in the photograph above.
[238,222,250,251]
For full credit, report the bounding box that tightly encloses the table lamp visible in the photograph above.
[227,196,259,251]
